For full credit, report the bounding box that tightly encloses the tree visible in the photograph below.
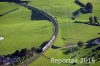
[89,16,93,24]
[94,16,99,24]
[77,41,84,47]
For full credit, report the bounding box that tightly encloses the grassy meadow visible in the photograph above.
[0,2,53,55]
[0,0,100,66]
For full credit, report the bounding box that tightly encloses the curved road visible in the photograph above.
[16,3,58,66]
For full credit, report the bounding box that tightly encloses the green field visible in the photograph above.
[0,0,100,66]
[0,2,53,55]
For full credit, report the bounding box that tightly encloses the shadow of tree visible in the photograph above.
[31,10,50,20]
[74,21,100,26]
[0,0,29,3]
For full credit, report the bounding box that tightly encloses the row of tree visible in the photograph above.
[0,47,36,66]
[89,16,100,25]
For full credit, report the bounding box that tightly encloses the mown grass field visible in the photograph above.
[0,0,100,66]
[0,2,53,55]
[29,0,100,45]
[29,45,100,66]
[28,0,100,66]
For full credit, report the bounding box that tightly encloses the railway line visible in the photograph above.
[0,3,58,66]
[16,3,58,66]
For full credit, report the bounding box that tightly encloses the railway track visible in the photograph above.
[15,3,58,66]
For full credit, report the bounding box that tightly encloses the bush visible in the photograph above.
[77,41,84,47]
